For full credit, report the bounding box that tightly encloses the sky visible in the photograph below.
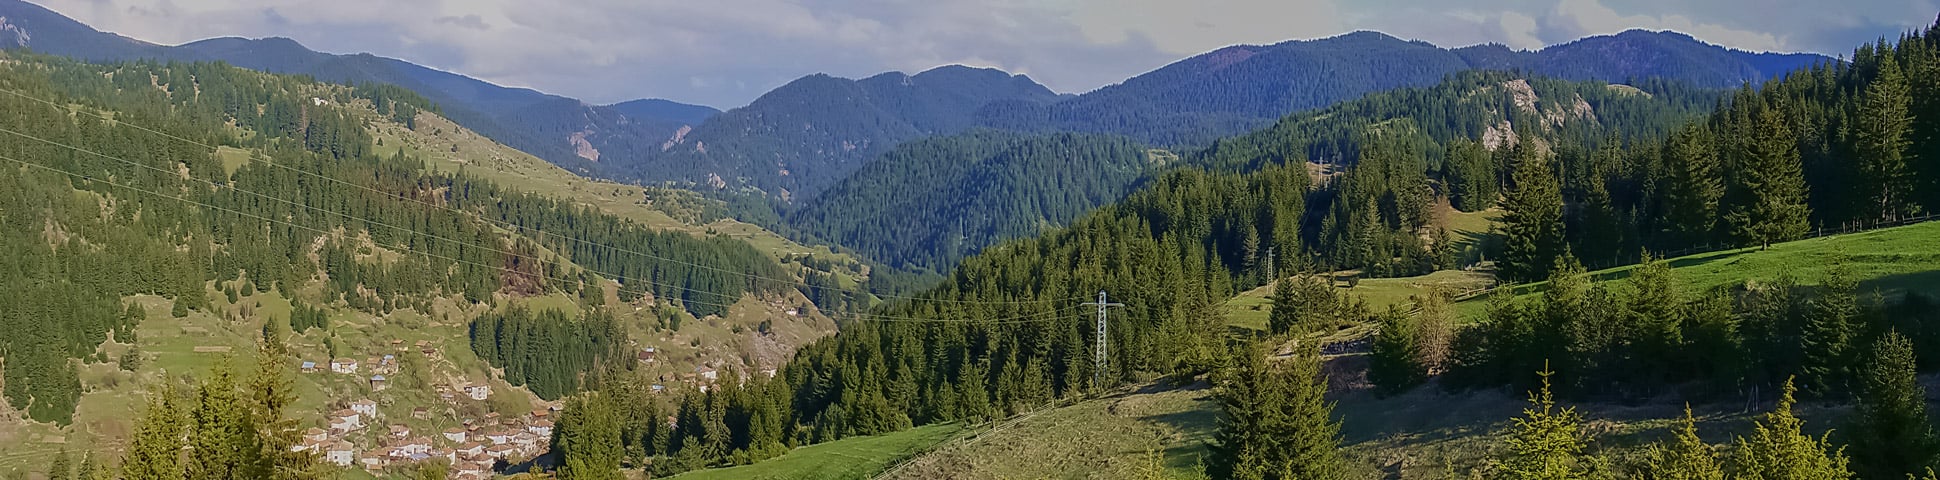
[36,0,1940,109]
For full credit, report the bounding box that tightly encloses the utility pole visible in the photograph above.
[1081,291,1124,391]
[1266,247,1276,283]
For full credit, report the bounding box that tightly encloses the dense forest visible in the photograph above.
[543,19,1940,479]
[0,52,801,425]
[788,130,1155,272]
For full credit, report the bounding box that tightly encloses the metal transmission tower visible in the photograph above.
[1081,291,1124,390]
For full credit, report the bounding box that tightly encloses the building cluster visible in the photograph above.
[295,397,556,479]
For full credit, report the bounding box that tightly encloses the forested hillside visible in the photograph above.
[787,130,1155,272]
[0,51,805,429]
[626,66,1063,201]
[976,29,1825,147]
[541,19,1940,480]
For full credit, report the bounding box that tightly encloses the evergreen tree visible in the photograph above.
[123,391,185,480]
[1727,106,1812,249]
[1206,344,1345,480]
[1368,305,1425,394]
[1849,331,1940,479]
[1642,406,1723,480]
[188,362,258,479]
[1729,378,1851,479]
[1659,126,1723,247]
[1498,369,1588,480]
[1857,52,1916,221]
[1626,254,1685,385]
[48,448,71,480]
[1799,264,1858,397]
[556,393,624,480]
[1499,145,1566,283]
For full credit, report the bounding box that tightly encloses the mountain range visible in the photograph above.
[0,0,1833,203]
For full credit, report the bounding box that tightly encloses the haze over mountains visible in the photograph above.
[0,0,1830,202]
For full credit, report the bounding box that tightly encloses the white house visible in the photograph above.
[330,358,359,374]
[443,427,468,444]
[350,399,379,417]
[329,410,362,433]
[464,384,490,401]
[326,441,355,467]
[526,420,554,438]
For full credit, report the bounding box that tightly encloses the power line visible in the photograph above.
[0,87,1083,306]
[0,151,1071,325]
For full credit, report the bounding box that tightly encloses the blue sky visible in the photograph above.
[39,0,1938,108]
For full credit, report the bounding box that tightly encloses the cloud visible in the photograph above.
[26,0,1936,108]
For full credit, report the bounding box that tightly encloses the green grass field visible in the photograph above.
[1457,220,1940,319]
[670,423,966,480]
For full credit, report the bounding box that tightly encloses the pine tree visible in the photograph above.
[188,361,259,479]
[1642,406,1723,480]
[1727,106,1812,249]
[1799,263,1858,397]
[1660,126,1723,247]
[556,393,624,480]
[1730,378,1851,479]
[1499,145,1566,283]
[1849,331,1940,478]
[48,448,71,480]
[1626,254,1686,384]
[123,390,185,480]
[1857,52,1915,221]
[1368,305,1424,394]
[1498,368,1587,480]
[250,330,314,479]
[1206,344,1345,480]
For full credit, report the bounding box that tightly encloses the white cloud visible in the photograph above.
[1542,0,1787,51]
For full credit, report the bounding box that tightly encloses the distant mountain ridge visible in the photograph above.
[0,0,1838,205]
[978,29,1833,147]
[0,0,715,176]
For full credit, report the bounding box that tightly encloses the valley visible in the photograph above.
[0,2,1935,480]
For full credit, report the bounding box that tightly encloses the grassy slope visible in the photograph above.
[877,220,1940,479]
[669,423,966,480]
[0,97,846,476]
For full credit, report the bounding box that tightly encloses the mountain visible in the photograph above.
[788,130,1156,272]
[607,98,721,126]
[627,65,1062,201]
[979,30,1833,147]
[0,0,713,175]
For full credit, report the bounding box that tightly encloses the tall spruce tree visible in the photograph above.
[1727,106,1812,248]
[1660,126,1723,247]
[1849,331,1940,478]
[1499,144,1566,283]
[123,390,185,480]
[1206,344,1345,480]
[188,361,258,479]
[1858,52,1916,221]
[1368,305,1425,394]
[1799,263,1859,397]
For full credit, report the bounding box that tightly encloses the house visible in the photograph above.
[389,424,411,439]
[512,431,541,449]
[303,428,329,444]
[326,441,355,467]
[485,429,513,445]
[464,384,490,401]
[359,449,389,469]
[526,419,554,438]
[370,374,388,391]
[530,408,550,420]
[329,410,362,433]
[697,366,719,382]
[330,358,358,374]
[443,427,468,444]
[350,399,379,417]
[456,441,486,459]
[650,384,666,394]
[486,443,517,459]
[399,437,433,456]
[760,368,778,379]
[411,407,430,420]
[637,347,657,364]
[300,361,318,373]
